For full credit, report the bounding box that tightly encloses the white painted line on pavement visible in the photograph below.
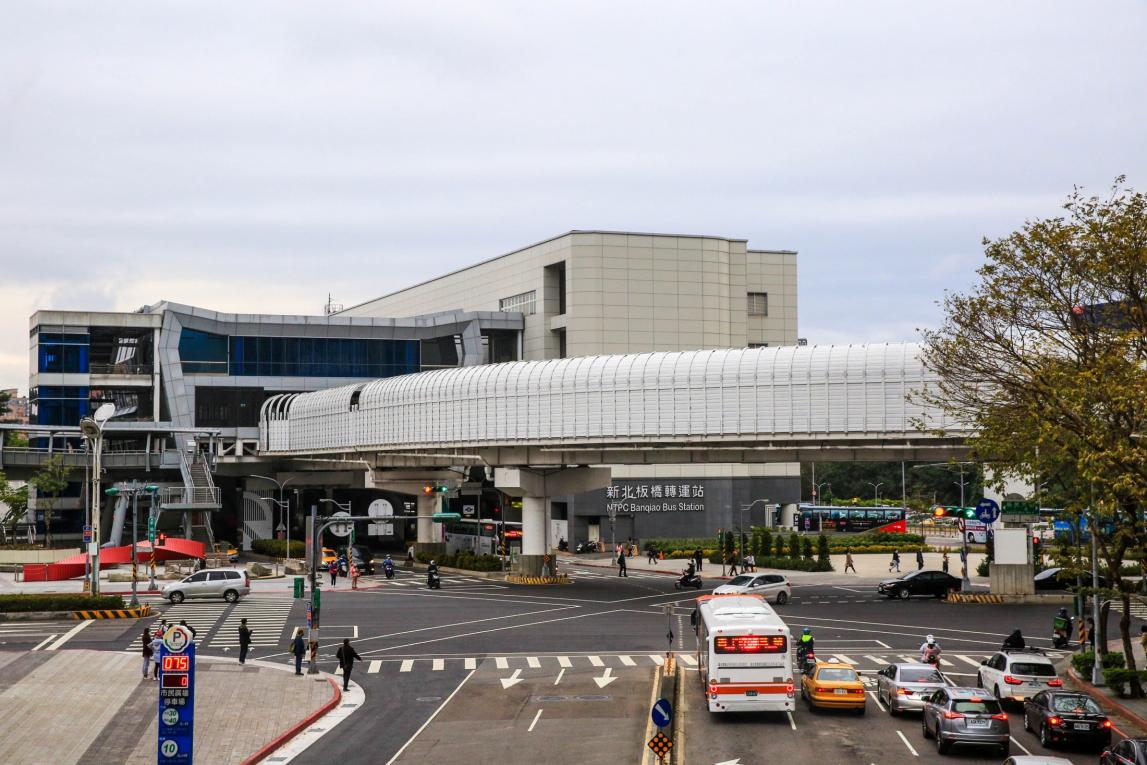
[954,655,983,667]
[896,730,919,757]
[465,658,477,670]
[875,640,891,648]
[833,655,858,665]
[650,655,664,665]
[432,659,445,671]
[385,670,475,765]
[528,708,543,732]
[368,660,382,673]
[786,712,797,731]
[527,656,541,668]
[554,668,565,685]
[864,656,886,665]
[679,654,697,666]
[619,655,636,666]
[46,619,93,650]
[1010,737,1032,755]
[31,634,57,651]
[868,690,885,711]
[495,656,509,669]
[399,659,414,673]
[588,655,604,667]
[558,656,572,668]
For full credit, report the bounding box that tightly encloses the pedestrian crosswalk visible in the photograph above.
[370,575,505,589]
[1110,600,1147,619]
[564,568,679,582]
[145,600,229,644]
[209,597,296,648]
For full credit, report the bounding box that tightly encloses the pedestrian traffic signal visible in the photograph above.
[157,532,167,547]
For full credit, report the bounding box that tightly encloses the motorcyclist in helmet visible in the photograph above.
[1052,608,1071,648]
[1002,628,1026,650]
[427,559,440,588]
[683,559,696,579]
[919,634,942,665]
[797,628,816,670]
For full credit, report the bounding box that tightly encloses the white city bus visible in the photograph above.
[693,594,794,713]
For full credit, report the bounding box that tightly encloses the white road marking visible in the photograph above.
[864,656,887,665]
[528,708,543,732]
[554,668,565,685]
[588,655,604,667]
[875,640,891,648]
[896,730,919,757]
[527,656,541,668]
[501,669,523,689]
[954,654,983,667]
[384,670,475,765]
[619,654,636,666]
[31,634,57,651]
[432,659,445,671]
[833,655,858,665]
[464,658,477,670]
[495,656,509,669]
[367,660,382,673]
[868,690,886,711]
[1011,737,1032,755]
[399,659,414,673]
[557,656,572,668]
[679,654,697,666]
[650,654,664,665]
[786,711,797,731]
[46,620,93,650]
[593,667,617,688]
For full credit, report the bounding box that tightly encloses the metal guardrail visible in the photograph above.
[160,485,221,507]
[89,363,154,376]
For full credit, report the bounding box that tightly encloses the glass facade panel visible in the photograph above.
[31,386,90,425]
[179,329,228,374]
[37,332,90,373]
[228,336,420,378]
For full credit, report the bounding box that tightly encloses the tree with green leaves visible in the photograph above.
[919,178,1147,696]
[0,469,29,540]
[30,456,73,548]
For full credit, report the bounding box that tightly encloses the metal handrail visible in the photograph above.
[160,485,221,506]
[89,363,154,375]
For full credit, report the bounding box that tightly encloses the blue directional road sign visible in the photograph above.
[82,525,92,544]
[651,697,673,728]
[158,626,196,765]
[975,498,1001,525]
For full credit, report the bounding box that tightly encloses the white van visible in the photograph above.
[162,568,251,603]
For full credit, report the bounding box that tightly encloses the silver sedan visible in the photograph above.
[875,662,947,714]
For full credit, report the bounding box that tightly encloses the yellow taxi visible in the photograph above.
[321,547,337,566]
[801,661,867,714]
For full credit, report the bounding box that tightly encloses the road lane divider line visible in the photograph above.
[367,660,382,673]
[1010,736,1032,755]
[384,670,475,765]
[527,709,543,732]
[399,659,414,673]
[786,711,797,731]
[868,690,885,711]
[895,730,919,756]
[31,634,57,651]
[554,668,565,685]
[46,619,93,650]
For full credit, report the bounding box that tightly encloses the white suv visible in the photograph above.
[163,568,251,603]
[712,573,791,605]
[977,649,1062,703]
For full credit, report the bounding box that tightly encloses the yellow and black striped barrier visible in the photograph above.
[72,604,152,620]
[507,574,571,585]
[947,593,1004,604]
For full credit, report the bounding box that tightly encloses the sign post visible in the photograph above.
[158,625,195,765]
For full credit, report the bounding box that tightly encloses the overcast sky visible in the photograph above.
[2,1,1145,392]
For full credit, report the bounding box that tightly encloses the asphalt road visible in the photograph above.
[13,565,1140,764]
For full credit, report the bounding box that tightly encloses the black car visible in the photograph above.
[341,544,375,575]
[1102,738,1147,765]
[877,570,963,600]
[1035,566,1108,591]
[1023,690,1113,750]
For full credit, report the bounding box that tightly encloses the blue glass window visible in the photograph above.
[31,386,90,426]
[179,329,228,374]
[228,336,419,378]
[37,332,89,373]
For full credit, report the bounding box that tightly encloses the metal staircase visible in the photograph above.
[162,442,221,549]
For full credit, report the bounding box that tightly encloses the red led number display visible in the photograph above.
[714,635,787,654]
[161,673,189,689]
[162,655,190,672]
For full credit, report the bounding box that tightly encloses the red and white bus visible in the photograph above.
[693,594,794,713]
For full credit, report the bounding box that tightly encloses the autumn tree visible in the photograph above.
[919,178,1147,694]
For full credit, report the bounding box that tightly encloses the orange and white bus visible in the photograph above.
[693,594,794,713]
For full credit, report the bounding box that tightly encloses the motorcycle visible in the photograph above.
[674,572,703,590]
[921,648,942,666]
[1052,628,1070,649]
[796,645,816,672]
[575,540,599,554]
[427,570,441,590]
[383,560,395,580]
[557,538,569,552]
[337,556,349,577]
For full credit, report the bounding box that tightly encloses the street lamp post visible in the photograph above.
[79,403,116,597]
[813,481,831,505]
[866,482,885,504]
[250,475,296,562]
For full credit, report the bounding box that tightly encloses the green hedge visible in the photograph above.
[706,554,833,572]
[415,551,503,572]
[251,539,305,558]
[0,594,124,612]
[1072,650,1125,675]
[826,532,925,549]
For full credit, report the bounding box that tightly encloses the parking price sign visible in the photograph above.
[158,626,196,765]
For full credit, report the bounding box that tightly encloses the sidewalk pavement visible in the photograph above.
[563,549,991,586]
[0,569,394,596]
[0,648,342,765]
[1063,637,1147,737]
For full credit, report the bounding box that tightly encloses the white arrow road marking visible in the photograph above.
[501,669,524,689]
[594,667,617,688]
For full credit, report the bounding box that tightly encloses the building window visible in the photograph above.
[179,329,229,374]
[421,335,462,369]
[228,336,420,378]
[498,290,536,315]
[36,332,90,374]
[747,292,769,316]
[481,331,519,364]
[30,386,90,426]
[194,386,267,428]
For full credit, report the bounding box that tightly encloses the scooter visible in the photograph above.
[797,646,816,672]
[1052,629,1070,649]
[575,540,599,554]
[674,572,703,590]
[557,538,569,552]
[427,570,441,590]
[383,560,395,580]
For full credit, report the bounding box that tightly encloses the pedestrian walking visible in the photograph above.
[745,553,755,573]
[179,619,197,643]
[406,544,415,568]
[336,638,362,691]
[694,548,704,572]
[238,618,253,664]
[617,547,628,577]
[647,545,657,565]
[289,628,306,675]
[890,550,901,573]
[844,549,856,573]
[153,618,169,640]
[942,552,950,574]
[916,549,925,570]
[141,628,154,678]
[149,634,164,679]
[728,554,739,577]
[328,559,338,587]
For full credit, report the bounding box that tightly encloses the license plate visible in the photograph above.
[1073,723,1090,731]
[746,690,758,697]
[967,719,990,728]
[834,688,847,695]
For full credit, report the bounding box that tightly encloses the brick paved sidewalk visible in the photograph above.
[0,649,337,765]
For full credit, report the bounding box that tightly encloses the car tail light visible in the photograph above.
[897,688,910,695]
[1102,720,1113,729]
[785,684,794,694]
[992,713,1009,722]
[1048,716,1062,726]
[1004,675,1023,685]
[943,710,964,719]
[850,688,864,695]
[1047,678,1063,687]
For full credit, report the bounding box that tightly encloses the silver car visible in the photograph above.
[162,568,251,603]
[875,662,947,714]
[712,573,791,605]
[921,686,1011,756]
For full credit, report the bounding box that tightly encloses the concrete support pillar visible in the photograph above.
[781,503,797,530]
[520,496,548,576]
[416,494,445,556]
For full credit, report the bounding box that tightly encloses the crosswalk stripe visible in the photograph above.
[588,655,603,667]
[650,655,664,665]
[527,657,541,668]
[832,655,858,665]
[939,658,955,667]
[465,658,477,670]
[557,656,572,668]
[368,660,382,673]
[400,659,414,673]
[865,656,888,665]
[898,655,918,664]
[495,657,509,669]
[619,655,636,666]
[954,655,983,667]
[432,659,445,671]
[679,654,697,666]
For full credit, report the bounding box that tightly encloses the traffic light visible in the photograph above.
[422,485,450,494]
[964,507,977,519]
[157,532,167,547]
[933,506,947,518]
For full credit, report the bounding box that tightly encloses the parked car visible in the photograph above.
[978,648,1062,703]
[1023,690,1113,750]
[800,662,866,714]
[713,573,791,604]
[162,568,251,603]
[1102,738,1147,765]
[1034,566,1108,591]
[877,570,963,600]
[875,662,947,715]
[920,686,1010,756]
